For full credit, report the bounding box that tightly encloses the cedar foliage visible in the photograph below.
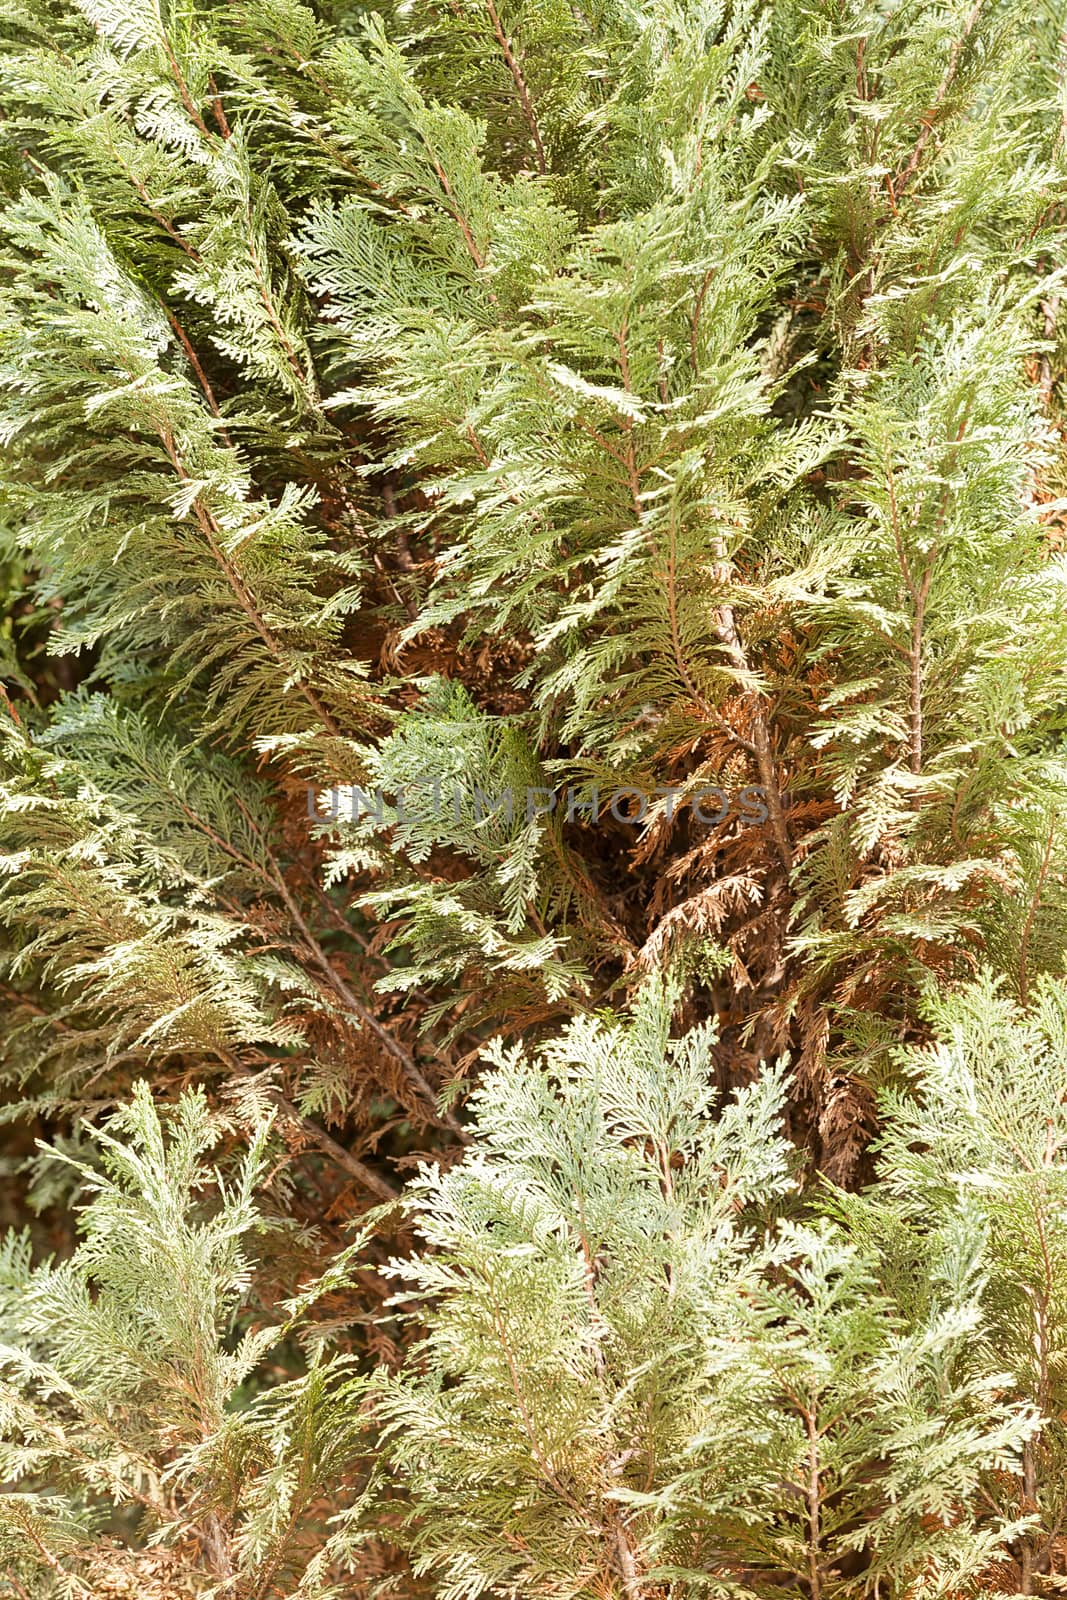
[0,0,1066,1590]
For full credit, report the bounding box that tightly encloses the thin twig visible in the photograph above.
[484,0,547,173]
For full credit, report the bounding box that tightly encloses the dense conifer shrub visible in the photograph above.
[1,0,1066,1590]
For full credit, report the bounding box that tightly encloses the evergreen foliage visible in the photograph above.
[0,0,1066,1588]
[2,984,1066,1595]
[0,1082,374,1596]
[374,984,1037,1600]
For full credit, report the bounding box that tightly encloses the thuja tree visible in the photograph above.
[1,0,1067,1189]
[2,0,1067,1590]
[3,980,1066,1596]
[373,983,1040,1600]
[0,1082,377,1596]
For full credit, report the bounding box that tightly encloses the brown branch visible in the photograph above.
[612,1522,645,1599]
[574,1187,649,1597]
[245,230,312,392]
[908,562,933,774]
[710,541,793,872]
[623,320,779,863]
[4,968,396,1198]
[245,1502,304,1600]
[225,1053,399,1203]
[1019,814,1056,1007]
[208,75,232,139]
[689,269,714,377]
[160,32,213,141]
[892,0,984,200]
[0,682,24,726]
[158,774,461,1143]
[266,858,467,1141]
[113,151,202,264]
[521,364,635,470]
[855,35,869,103]
[10,1509,93,1599]
[430,156,486,270]
[161,302,231,441]
[805,1409,823,1600]
[484,0,547,173]
[157,426,342,737]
